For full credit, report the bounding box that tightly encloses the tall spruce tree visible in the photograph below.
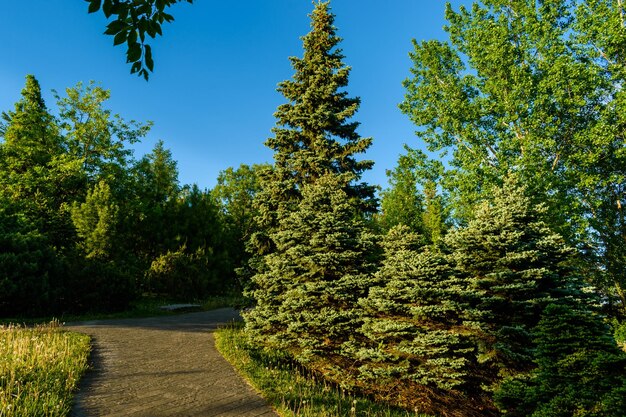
[247,174,376,363]
[245,1,376,365]
[253,0,375,244]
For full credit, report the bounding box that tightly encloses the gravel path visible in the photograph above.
[67,308,277,417]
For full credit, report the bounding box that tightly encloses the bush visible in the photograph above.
[495,303,626,416]
[0,213,60,317]
[146,245,224,300]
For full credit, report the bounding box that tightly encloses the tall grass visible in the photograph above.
[215,323,432,417]
[0,321,90,417]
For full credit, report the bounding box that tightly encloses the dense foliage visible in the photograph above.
[5,2,626,416]
[241,2,626,417]
[0,76,244,316]
[399,0,626,318]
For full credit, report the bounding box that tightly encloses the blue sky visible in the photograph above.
[1,1,464,190]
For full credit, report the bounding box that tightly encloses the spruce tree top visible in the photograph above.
[266,1,375,210]
[16,75,47,113]
[1,75,51,143]
[0,75,60,170]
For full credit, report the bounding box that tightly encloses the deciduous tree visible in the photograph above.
[400,0,626,313]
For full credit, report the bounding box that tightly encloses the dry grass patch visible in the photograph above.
[0,321,90,416]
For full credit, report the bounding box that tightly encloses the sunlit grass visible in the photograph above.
[0,321,90,417]
[215,323,431,417]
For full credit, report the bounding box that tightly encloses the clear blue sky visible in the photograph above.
[1,1,465,190]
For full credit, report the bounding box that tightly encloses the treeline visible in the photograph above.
[0,76,262,316]
[242,2,626,417]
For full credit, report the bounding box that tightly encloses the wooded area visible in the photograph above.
[2,1,626,416]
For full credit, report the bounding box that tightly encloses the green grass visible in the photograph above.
[0,294,245,326]
[0,321,90,417]
[215,323,431,417]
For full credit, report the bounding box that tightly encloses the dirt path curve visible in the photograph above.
[67,308,278,417]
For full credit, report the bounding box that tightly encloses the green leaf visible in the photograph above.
[138,25,146,43]
[127,42,142,63]
[113,31,127,46]
[102,0,114,18]
[146,20,157,38]
[118,6,129,20]
[144,45,154,72]
[87,0,101,14]
[128,29,138,45]
[137,2,152,16]
[130,61,142,74]
[104,20,126,35]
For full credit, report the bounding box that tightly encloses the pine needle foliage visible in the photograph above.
[246,173,376,363]
[353,225,488,416]
[267,1,375,201]
[495,303,626,416]
[0,75,83,252]
[0,75,61,171]
[245,1,377,363]
[446,176,577,386]
[249,1,376,257]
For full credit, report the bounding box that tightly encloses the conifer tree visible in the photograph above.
[267,1,375,204]
[71,180,120,260]
[495,303,626,416]
[245,1,376,364]
[0,75,60,171]
[132,140,181,259]
[250,1,376,257]
[378,156,425,234]
[0,75,82,250]
[247,174,375,363]
[447,177,576,387]
[354,225,485,416]
[378,148,448,243]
